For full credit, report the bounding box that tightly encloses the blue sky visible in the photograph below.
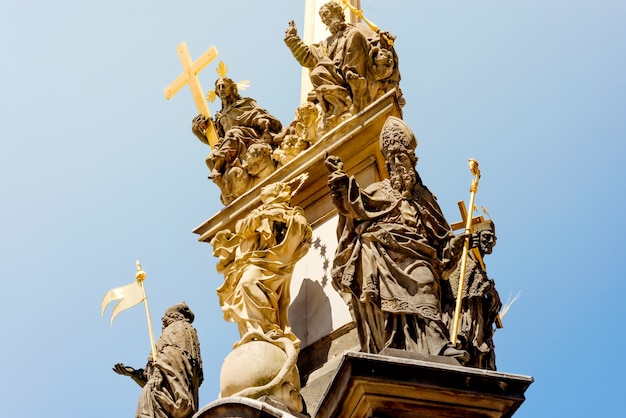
[1,1,625,416]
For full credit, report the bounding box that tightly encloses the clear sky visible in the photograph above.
[1,1,625,417]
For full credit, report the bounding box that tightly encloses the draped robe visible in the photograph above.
[331,177,458,354]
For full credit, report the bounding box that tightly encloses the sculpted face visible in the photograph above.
[162,313,175,330]
[297,103,318,124]
[216,78,236,99]
[388,150,417,196]
[478,230,497,255]
[319,4,345,34]
[375,49,393,66]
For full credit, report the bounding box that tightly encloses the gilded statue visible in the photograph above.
[285,1,403,130]
[211,179,312,414]
[192,74,282,205]
[211,179,312,347]
[272,102,320,166]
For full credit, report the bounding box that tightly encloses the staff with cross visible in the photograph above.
[164,42,219,148]
[450,159,482,345]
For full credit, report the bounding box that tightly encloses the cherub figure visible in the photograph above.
[273,102,320,166]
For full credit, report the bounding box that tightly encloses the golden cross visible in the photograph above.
[164,42,219,147]
[451,200,485,270]
[450,200,484,232]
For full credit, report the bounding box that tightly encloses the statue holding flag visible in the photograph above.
[112,302,203,418]
[102,264,203,418]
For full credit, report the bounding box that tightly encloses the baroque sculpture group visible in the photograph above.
[109,2,503,417]
[192,1,402,205]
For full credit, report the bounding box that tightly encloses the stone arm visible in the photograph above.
[191,114,211,146]
[274,207,312,259]
[237,209,264,240]
[487,281,503,319]
[325,154,352,213]
[223,99,281,137]
[112,362,147,388]
[284,20,319,69]
[325,154,405,223]
[211,230,241,274]
[253,114,283,137]
[440,230,478,278]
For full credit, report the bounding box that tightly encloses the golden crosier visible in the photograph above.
[451,159,482,346]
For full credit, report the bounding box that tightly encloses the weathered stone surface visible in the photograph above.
[315,351,534,418]
[325,116,468,360]
[113,303,203,418]
[298,323,360,414]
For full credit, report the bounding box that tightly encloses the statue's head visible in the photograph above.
[319,2,346,33]
[474,220,497,255]
[380,116,417,157]
[373,47,394,66]
[162,302,194,329]
[296,102,319,125]
[215,77,240,100]
[380,117,419,194]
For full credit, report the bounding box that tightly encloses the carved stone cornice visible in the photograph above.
[193,89,402,243]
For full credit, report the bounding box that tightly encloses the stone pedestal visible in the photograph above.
[315,351,534,418]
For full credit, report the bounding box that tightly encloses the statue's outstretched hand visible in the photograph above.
[469,232,480,249]
[324,152,344,173]
[191,114,210,143]
[325,152,349,197]
[192,114,208,128]
[285,20,298,38]
[112,363,135,376]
